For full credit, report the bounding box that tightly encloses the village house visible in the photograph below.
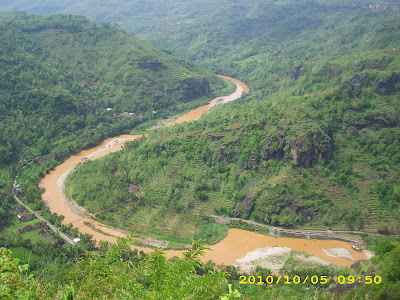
[37,155,52,164]
[34,222,46,229]
[13,206,25,213]
[14,184,23,193]
[17,212,34,222]
[39,229,54,238]
[121,112,136,117]
[18,225,34,234]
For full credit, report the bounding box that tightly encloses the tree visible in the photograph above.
[60,237,232,299]
[383,244,400,282]
[0,248,41,299]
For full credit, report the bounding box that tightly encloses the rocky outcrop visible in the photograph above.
[285,131,332,167]
[262,136,285,161]
[348,126,360,137]
[261,130,332,168]
[179,77,211,101]
[313,63,342,78]
[285,64,306,80]
[234,194,254,219]
[216,142,238,164]
[340,73,370,92]
[256,195,317,225]
[214,129,332,168]
[340,72,399,95]
[356,57,392,72]
[377,72,400,94]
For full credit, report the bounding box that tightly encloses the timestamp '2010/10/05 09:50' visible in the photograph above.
[239,275,382,285]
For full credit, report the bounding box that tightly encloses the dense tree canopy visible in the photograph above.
[0,13,226,164]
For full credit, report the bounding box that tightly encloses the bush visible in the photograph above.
[378,224,390,235]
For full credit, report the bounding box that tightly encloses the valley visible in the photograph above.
[1,2,400,299]
[39,75,368,271]
[39,75,246,246]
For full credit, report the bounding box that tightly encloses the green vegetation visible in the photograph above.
[0,12,228,253]
[68,61,400,233]
[0,239,232,299]
[65,0,400,235]
[228,220,270,235]
[2,237,400,299]
[0,12,230,297]
[0,13,226,165]
[1,0,400,299]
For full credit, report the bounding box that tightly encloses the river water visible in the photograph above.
[39,75,367,269]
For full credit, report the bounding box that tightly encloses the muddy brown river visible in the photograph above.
[39,75,367,269]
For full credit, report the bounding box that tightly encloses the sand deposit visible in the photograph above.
[364,250,376,260]
[293,253,331,266]
[235,246,292,272]
[322,248,355,261]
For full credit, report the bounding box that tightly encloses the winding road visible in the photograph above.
[38,75,369,268]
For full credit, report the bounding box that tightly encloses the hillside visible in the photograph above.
[66,1,400,237]
[2,1,400,74]
[1,2,400,299]
[0,13,230,264]
[0,13,226,165]
[67,52,400,236]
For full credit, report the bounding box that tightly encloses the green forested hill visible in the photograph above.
[0,12,228,263]
[68,48,400,236]
[66,1,400,236]
[130,0,400,75]
[2,1,400,77]
[0,13,225,164]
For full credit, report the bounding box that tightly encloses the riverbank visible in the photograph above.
[39,75,248,252]
[39,75,371,271]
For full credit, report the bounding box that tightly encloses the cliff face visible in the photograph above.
[286,131,333,167]
[176,77,211,102]
[213,128,333,169]
[234,194,254,219]
[262,130,333,168]
[377,72,400,94]
[339,71,400,95]
[262,137,285,161]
